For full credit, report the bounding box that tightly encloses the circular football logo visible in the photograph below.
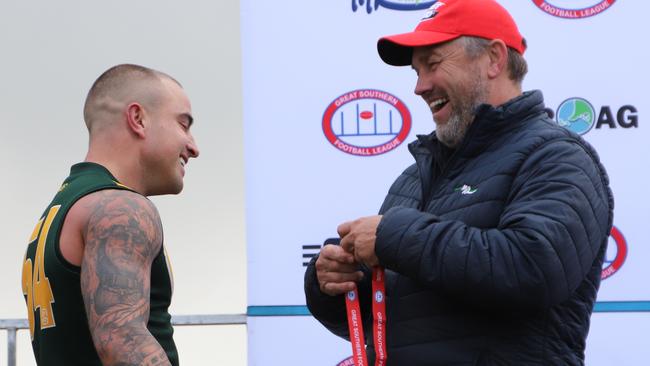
[323,89,411,156]
[347,291,356,301]
[556,97,596,135]
[532,0,617,19]
[374,290,384,303]
[602,226,627,280]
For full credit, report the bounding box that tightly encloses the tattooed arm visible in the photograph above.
[80,189,171,366]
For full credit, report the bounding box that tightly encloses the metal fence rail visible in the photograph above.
[0,315,247,366]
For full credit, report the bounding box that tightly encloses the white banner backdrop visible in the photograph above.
[243,1,649,364]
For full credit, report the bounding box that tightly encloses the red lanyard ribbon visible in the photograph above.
[345,266,387,366]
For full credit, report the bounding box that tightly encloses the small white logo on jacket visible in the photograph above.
[455,184,478,195]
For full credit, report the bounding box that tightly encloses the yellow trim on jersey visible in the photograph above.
[112,180,133,190]
[29,218,44,244]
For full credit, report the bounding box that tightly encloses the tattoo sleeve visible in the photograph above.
[80,190,171,366]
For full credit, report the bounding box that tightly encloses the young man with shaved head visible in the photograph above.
[305,0,613,364]
[22,64,199,365]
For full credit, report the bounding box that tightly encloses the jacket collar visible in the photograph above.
[409,90,548,159]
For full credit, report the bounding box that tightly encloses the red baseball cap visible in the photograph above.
[378,0,526,66]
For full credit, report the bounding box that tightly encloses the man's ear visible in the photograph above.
[125,103,146,139]
[486,39,508,79]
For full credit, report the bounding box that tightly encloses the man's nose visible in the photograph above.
[187,135,200,158]
[414,75,430,96]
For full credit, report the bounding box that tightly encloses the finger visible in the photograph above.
[322,242,355,264]
[337,221,352,238]
[335,246,356,264]
[316,255,360,275]
[322,281,357,296]
[319,244,341,259]
[339,235,355,257]
[320,270,364,284]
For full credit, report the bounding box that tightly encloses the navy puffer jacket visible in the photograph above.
[305,90,614,365]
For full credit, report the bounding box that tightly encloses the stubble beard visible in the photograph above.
[434,71,488,149]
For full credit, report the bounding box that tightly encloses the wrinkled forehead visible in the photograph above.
[411,38,465,67]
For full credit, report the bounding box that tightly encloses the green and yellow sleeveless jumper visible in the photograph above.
[21,162,178,365]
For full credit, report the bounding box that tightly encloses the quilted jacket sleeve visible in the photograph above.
[304,254,373,340]
[375,138,613,311]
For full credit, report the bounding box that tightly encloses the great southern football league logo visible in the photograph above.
[322,89,411,156]
[602,226,627,280]
[532,0,617,19]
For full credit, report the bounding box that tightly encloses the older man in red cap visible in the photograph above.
[305,0,614,365]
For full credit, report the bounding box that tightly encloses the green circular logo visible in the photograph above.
[556,97,596,135]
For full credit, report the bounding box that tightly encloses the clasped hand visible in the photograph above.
[315,215,382,296]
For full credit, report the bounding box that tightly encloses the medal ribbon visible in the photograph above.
[344,266,387,366]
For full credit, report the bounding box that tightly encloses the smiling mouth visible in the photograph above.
[429,97,449,113]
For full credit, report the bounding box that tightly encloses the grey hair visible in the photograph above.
[459,36,528,84]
